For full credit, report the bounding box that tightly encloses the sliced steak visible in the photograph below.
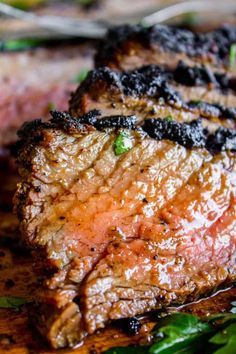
[14,110,236,348]
[70,65,236,132]
[95,24,236,73]
[0,43,93,146]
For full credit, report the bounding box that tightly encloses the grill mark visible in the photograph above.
[18,111,236,155]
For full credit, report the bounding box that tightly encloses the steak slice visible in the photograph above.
[95,24,236,74]
[70,65,236,131]
[0,43,93,146]
[14,110,236,348]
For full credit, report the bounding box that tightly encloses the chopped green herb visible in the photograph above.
[47,102,56,111]
[113,131,132,156]
[0,296,28,310]
[0,0,45,10]
[0,38,43,52]
[165,115,173,122]
[182,12,199,26]
[75,0,97,7]
[189,100,202,105]
[73,69,90,83]
[229,44,236,68]
[103,311,236,354]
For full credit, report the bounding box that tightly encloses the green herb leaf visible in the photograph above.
[0,0,45,10]
[113,131,133,156]
[0,296,28,310]
[150,313,212,354]
[164,115,173,122]
[189,100,202,105]
[213,335,236,354]
[182,12,199,26]
[103,311,236,354]
[73,68,90,83]
[47,102,56,111]
[0,38,43,52]
[75,0,97,7]
[229,44,236,68]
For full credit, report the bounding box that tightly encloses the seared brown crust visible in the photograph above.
[95,24,236,73]
[69,65,236,135]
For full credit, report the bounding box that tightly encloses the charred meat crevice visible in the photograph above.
[71,65,236,123]
[95,24,236,70]
[16,111,236,153]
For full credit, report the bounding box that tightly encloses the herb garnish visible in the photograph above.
[113,131,133,156]
[73,68,90,83]
[0,296,28,310]
[165,115,173,122]
[189,100,202,105]
[0,38,43,52]
[75,0,97,7]
[229,44,236,68]
[104,311,236,354]
[1,0,44,10]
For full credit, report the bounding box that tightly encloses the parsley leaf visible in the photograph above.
[1,0,44,10]
[113,131,133,156]
[73,69,90,83]
[103,312,236,354]
[0,38,43,52]
[164,115,173,122]
[229,44,236,68]
[0,296,28,310]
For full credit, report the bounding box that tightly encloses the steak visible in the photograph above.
[14,109,236,348]
[95,24,236,73]
[0,43,93,146]
[70,64,236,131]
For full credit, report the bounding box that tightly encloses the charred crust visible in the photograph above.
[173,61,230,89]
[188,101,236,121]
[95,24,236,67]
[206,127,236,153]
[73,65,236,121]
[16,110,236,155]
[142,118,206,149]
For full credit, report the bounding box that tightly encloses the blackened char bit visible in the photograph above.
[95,23,236,67]
[142,118,206,148]
[173,61,228,88]
[115,317,142,335]
[207,128,236,153]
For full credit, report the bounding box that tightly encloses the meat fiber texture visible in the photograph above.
[14,110,236,348]
[14,24,236,349]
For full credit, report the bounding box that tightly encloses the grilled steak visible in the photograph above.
[95,24,236,73]
[14,109,236,348]
[0,43,93,146]
[70,64,236,131]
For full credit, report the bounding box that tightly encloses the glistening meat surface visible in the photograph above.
[14,111,236,348]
